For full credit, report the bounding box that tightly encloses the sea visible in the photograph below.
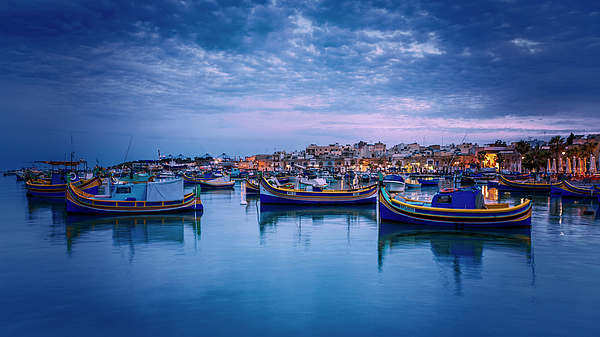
[1,176,600,337]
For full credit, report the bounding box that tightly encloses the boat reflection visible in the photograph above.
[378,222,533,295]
[26,197,66,225]
[65,213,202,254]
[258,204,377,242]
[259,204,377,226]
[548,195,599,222]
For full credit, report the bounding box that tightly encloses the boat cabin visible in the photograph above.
[431,187,485,209]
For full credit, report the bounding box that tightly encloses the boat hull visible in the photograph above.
[26,177,102,198]
[244,179,260,194]
[497,175,551,193]
[66,183,202,214]
[551,181,596,198]
[259,177,377,205]
[379,188,532,228]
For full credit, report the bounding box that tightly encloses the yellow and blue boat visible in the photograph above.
[259,177,377,205]
[497,175,551,193]
[244,178,260,194]
[66,178,202,214]
[551,181,596,198]
[26,174,102,198]
[379,186,532,228]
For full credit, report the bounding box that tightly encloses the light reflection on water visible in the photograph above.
[1,177,600,336]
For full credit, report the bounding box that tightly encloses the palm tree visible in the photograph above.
[496,153,506,170]
[477,151,487,168]
[514,140,531,172]
[515,140,531,155]
[548,135,565,160]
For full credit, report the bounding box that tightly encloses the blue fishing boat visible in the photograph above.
[383,174,405,192]
[197,176,235,189]
[417,177,440,187]
[66,178,202,214]
[379,186,532,228]
[244,178,260,194]
[497,175,551,193]
[259,177,378,205]
[551,181,596,198]
[182,172,219,184]
[594,185,600,202]
[26,174,102,198]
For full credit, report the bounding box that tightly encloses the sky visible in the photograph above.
[1,0,599,169]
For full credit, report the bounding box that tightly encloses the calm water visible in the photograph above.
[1,177,600,336]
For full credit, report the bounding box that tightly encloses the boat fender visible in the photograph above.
[440,188,457,193]
[69,172,77,181]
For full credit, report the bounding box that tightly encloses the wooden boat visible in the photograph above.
[551,181,596,198]
[417,178,440,187]
[594,185,600,203]
[244,178,260,194]
[379,186,532,228]
[404,178,421,189]
[196,176,235,189]
[259,177,378,205]
[383,175,405,192]
[182,172,219,184]
[26,174,102,198]
[66,178,202,214]
[497,175,551,193]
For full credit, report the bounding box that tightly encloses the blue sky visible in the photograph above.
[1,0,599,169]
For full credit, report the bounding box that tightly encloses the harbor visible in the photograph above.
[2,167,600,336]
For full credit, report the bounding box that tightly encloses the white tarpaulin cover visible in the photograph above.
[145,178,184,202]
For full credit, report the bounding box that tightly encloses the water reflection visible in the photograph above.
[378,222,533,295]
[26,197,66,225]
[258,204,377,244]
[548,195,599,224]
[65,213,201,254]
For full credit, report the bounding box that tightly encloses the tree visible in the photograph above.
[581,142,599,157]
[566,132,575,146]
[477,151,487,168]
[496,153,506,170]
[522,145,551,172]
[515,140,531,155]
[548,135,565,160]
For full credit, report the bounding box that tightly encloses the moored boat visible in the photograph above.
[259,177,378,205]
[379,186,532,228]
[551,181,596,198]
[196,176,235,189]
[244,178,260,194]
[26,174,102,198]
[66,178,202,214]
[383,174,405,192]
[497,175,551,193]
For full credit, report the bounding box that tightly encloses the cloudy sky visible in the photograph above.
[1,0,599,169]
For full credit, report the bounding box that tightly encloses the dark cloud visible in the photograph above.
[0,0,599,168]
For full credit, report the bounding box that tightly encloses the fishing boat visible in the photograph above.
[66,178,202,214]
[182,172,220,184]
[551,181,596,198]
[417,177,440,187]
[383,175,405,192]
[496,175,551,193]
[379,186,532,228]
[259,177,378,205]
[196,176,235,189]
[244,178,260,194]
[404,178,421,189]
[26,173,102,198]
[595,185,600,202]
